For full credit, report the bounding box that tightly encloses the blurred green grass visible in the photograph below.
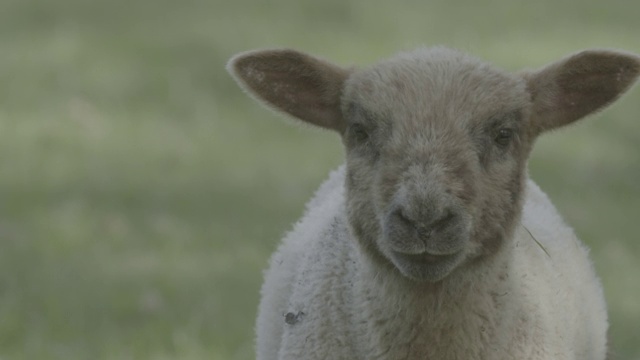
[0,0,638,358]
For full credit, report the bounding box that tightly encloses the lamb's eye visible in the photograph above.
[494,128,513,147]
[349,123,370,143]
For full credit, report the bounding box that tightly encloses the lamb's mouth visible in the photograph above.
[389,251,465,282]
[402,251,455,263]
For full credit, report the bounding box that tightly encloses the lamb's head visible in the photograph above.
[227,47,640,282]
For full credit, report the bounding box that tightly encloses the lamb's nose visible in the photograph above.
[391,208,456,237]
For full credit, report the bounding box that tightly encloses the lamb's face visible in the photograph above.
[228,46,640,282]
[341,49,533,281]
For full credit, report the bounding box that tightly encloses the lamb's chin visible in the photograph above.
[388,250,465,282]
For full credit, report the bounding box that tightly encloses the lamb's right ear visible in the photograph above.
[227,49,350,132]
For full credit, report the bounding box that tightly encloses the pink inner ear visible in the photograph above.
[229,49,349,132]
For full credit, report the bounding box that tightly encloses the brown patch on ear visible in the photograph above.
[526,50,640,133]
[227,49,350,132]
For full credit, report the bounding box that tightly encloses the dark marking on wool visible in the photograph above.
[284,311,305,325]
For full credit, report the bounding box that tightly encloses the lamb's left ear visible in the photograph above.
[526,50,640,133]
[227,49,350,132]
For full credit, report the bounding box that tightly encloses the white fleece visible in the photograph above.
[255,166,607,360]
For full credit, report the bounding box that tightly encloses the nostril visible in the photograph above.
[429,210,456,232]
[391,208,416,229]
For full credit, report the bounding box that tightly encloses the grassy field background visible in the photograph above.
[0,0,638,358]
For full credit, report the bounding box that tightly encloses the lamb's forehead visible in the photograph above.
[342,48,530,124]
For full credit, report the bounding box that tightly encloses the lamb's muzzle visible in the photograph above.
[382,184,471,281]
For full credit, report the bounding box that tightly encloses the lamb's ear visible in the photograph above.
[227,49,350,132]
[526,50,640,133]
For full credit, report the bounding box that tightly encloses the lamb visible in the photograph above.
[226,46,640,360]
